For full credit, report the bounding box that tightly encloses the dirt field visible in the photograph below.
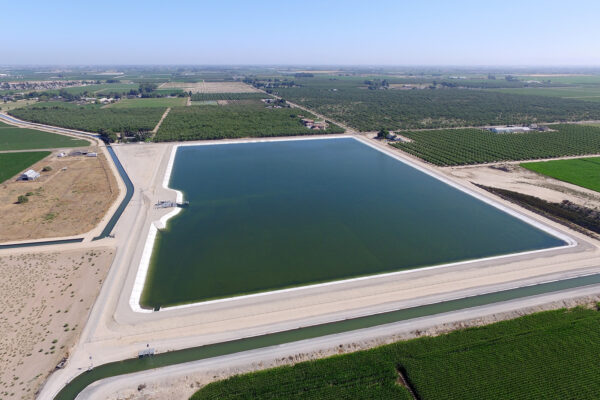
[0,99,38,112]
[0,147,119,242]
[158,81,260,93]
[445,162,600,210]
[0,247,114,399]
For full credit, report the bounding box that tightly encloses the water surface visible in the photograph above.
[141,138,564,308]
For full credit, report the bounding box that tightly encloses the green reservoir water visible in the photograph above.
[141,138,565,308]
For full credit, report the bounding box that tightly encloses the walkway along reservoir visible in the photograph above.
[139,138,567,309]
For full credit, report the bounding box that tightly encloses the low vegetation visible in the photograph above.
[9,103,164,134]
[0,124,89,151]
[191,307,600,400]
[392,124,600,166]
[156,103,343,141]
[0,151,50,183]
[521,157,600,192]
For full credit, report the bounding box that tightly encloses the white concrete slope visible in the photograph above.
[38,135,600,400]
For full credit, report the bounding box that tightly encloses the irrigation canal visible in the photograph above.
[55,272,600,399]
[0,114,134,246]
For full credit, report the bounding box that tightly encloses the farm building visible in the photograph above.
[489,126,531,134]
[301,118,328,130]
[19,169,40,181]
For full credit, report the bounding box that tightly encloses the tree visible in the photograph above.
[17,195,28,204]
[377,128,389,139]
[139,82,158,94]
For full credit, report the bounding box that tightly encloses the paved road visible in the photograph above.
[79,283,600,399]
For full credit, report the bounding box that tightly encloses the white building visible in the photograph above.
[19,169,40,181]
[489,127,531,134]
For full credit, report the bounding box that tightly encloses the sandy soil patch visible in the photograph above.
[445,163,600,210]
[158,81,260,93]
[0,147,119,242]
[0,248,114,399]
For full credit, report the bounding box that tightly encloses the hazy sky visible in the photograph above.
[3,0,600,66]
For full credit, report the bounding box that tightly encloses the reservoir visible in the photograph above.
[140,138,566,308]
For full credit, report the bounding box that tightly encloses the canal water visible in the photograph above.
[56,273,600,400]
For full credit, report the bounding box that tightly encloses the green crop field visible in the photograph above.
[0,151,51,183]
[274,83,600,131]
[191,307,600,400]
[107,97,187,108]
[0,124,89,151]
[155,103,344,141]
[521,157,600,192]
[9,103,165,134]
[491,86,600,102]
[392,124,600,166]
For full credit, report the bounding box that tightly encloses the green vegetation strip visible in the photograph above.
[0,151,50,183]
[193,306,600,400]
[392,125,600,166]
[55,273,600,400]
[0,124,88,151]
[522,157,600,193]
[155,104,343,141]
[9,103,165,134]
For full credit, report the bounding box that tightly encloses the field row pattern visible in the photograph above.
[155,105,343,141]
[9,104,165,134]
[393,125,600,166]
[192,308,600,399]
[276,87,600,131]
